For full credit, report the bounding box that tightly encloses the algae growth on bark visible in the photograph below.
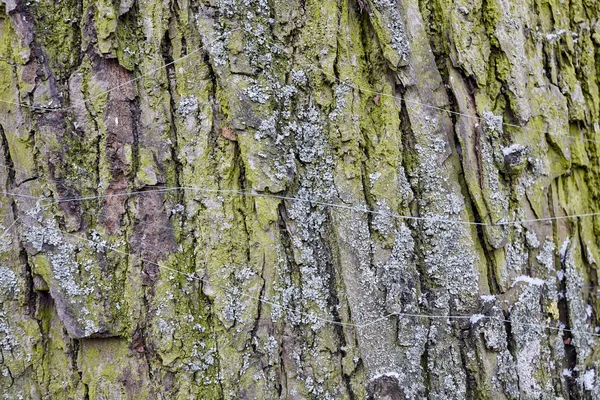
[1,0,600,398]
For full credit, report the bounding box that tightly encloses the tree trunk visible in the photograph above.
[1,0,600,398]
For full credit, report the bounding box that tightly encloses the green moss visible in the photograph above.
[348,363,368,399]
[136,148,159,186]
[578,34,600,119]
[27,0,81,79]
[79,338,153,399]
[369,8,402,70]
[31,254,53,286]
[5,131,36,176]
[215,82,232,122]
[94,0,118,54]
[0,13,29,66]
[27,302,62,396]
[0,21,18,109]
[115,12,140,71]
[4,0,600,396]
[493,52,512,82]
[482,0,502,38]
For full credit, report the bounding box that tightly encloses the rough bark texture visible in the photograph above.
[1,0,600,398]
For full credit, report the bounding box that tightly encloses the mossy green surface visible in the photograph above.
[2,0,600,398]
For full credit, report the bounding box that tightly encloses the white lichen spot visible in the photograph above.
[536,238,556,272]
[583,369,596,391]
[470,314,486,325]
[481,295,496,303]
[0,225,12,254]
[502,143,526,157]
[245,82,271,104]
[171,204,185,215]
[328,84,351,121]
[177,96,199,117]
[525,230,540,249]
[0,266,19,300]
[291,69,307,86]
[511,276,546,287]
[559,237,571,263]
[482,111,503,133]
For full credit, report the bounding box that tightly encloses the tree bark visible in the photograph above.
[1,0,600,398]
